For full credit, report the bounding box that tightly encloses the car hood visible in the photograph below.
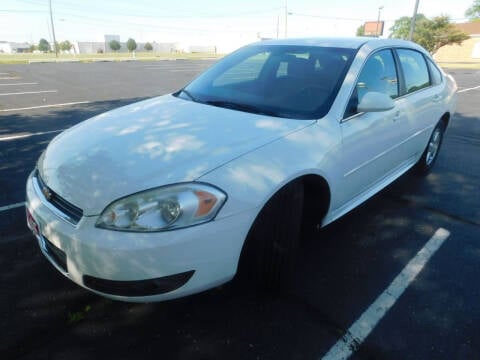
[38,95,315,216]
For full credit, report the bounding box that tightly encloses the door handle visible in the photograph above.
[393,111,401,121]
[432,94,441,103]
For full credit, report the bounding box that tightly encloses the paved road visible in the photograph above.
[0,62,479,359]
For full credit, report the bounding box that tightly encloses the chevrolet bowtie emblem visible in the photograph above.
[42,185,52,200]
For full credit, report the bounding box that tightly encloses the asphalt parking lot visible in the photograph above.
[0,61,479,360]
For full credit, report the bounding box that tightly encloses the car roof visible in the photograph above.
[250,37,424,52]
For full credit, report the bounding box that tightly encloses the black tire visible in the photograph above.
[237,180,304,290]
[413,121,445,176]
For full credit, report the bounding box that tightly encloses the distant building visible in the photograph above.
[0,41,30,53]
[73,41,105,54]
[434,22,480,63]
[188,45,217,53]
[72,36,182,54]
[104,34,121,53]
[152,42,179,52]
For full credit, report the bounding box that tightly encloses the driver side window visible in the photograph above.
[345,49,398,118]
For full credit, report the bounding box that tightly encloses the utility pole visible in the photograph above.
[284,0,288,38]
[376,6,384,37]
[408,0,420,41]
[276,14,280,39]
[49,0,58,57]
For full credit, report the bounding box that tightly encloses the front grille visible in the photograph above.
[35,170,83,225]
[43,236,68,273]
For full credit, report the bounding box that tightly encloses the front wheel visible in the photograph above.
[237,181,304,290]
[414,121,445,175]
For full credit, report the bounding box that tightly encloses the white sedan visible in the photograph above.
[26,38,457,302]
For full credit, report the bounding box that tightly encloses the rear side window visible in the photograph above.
[427,59,442,86]
[397,49,430,94]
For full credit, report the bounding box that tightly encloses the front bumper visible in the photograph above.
[26,172,255,302]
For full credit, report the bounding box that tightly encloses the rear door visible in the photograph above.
[395,49,446,157]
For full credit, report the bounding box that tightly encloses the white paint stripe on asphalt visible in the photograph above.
[141,64,187,66]
[144,67,201,70]
[0,77,20,80]
[458,85,480,93]
[0,82,38,86]
[0,90,57,96]
[0,100,90,112]
[321,228,450,360]
[0,129,64,141]
[0,202,25,213]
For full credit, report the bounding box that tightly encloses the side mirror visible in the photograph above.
[357,91,395,113]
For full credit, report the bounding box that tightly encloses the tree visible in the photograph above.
[126,38,137,52]
[389,14,427,40]
[29,44,37,52]
[144,42,153,51]
[356,24,365,36]
[465,0,480,20]
[417,16,469,53]
[109,40,121,52]
[59,40,72,52]
[38,38,50,52]
[390,15,469,54]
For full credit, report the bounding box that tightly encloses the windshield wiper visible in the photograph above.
[205,100,279,117]
[178,89,198,102]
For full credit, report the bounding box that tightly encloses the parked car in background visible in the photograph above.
[26,37,457,302]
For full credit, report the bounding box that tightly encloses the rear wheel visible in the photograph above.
[238,181,304,290]
[414,121,445,175]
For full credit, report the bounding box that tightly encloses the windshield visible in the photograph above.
[175,44,356,119]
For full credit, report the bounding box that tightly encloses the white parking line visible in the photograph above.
[140,65,192,68]
[0,82,38,86]
[0,202,25,213]
[0,100,90,112]
[322,228,450,360]
[0,77,21,80]
[143,67,202,70]
[0,90,57,96]
[457,85,480,93]
[0,129,64,141]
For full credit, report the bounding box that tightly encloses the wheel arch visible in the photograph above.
[238,173,331,253]
[235,172,332,284]
[299,174,331,226]
[440,112,450,128]
[248,173,332,234]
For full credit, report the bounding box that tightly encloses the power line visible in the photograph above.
[14,0,281,19]
[289,12,367,21]
[50,12,273,34]
[0,9,46,13]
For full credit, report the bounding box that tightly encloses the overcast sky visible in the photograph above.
[0,0,475,52]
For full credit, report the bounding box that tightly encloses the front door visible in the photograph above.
[338,48,410,207]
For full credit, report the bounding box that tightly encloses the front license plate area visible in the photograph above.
[26,207,68,273]
[26,207,40,237]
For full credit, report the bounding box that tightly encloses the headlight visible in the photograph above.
[95,183,227,232]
